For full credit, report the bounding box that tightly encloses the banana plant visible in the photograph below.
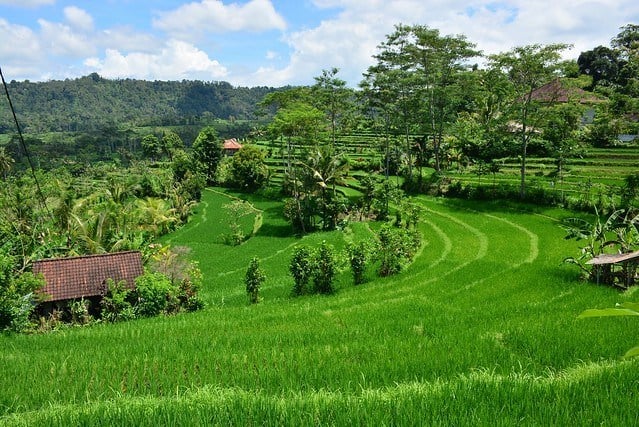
[579,302,639,358]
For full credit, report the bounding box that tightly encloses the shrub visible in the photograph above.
[347,241,369,285]
[312,241,336,294]
[375,225,422,277]
[69,298,92,326]
[100,279,135,323]
[290,246,313,296]
[134,272,176,317]
[245,257,266,304]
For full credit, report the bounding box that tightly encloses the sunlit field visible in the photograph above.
[2,188,639,425]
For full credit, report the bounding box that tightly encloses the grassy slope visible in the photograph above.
[2,189,639,425]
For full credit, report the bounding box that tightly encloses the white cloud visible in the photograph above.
[38,18,95,56]
[97,26,161,53]
[64,6,93,32]
[249,0,639,86]
[153,0,286,39]
[0,18,42,61]
[85,39,228,81]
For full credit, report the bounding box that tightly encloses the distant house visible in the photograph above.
[529,78,606,124]
[33,251,143,303]
[223,138,242,156]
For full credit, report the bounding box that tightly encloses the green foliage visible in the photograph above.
[230,145,270,192]
[375,224,422,277]
[141,134,161,160]
[69,298,93,326]
[621,173,639,208]
[346,241,370,285]
[579,301,639,358]
[161,130,184,160]
[134,271,177,317]
[245,257,266,304]
[147,245,205,312]
[563,208,639,285]
[192,126,222,186]
[289,246,313,296]
[221,200,257,246]
[214,157,234,186]
[0,251,44,333]
[100,279,135,323]
[312,241,337,294]
[0,76,276,135]
[288,241,337,295]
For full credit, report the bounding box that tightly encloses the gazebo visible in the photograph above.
[586,250,639,288]
[223,138,242,156]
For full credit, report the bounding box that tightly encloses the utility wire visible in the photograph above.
[0,65,52,217]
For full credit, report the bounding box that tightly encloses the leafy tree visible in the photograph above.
[230,145,269,192]
[312,68,353,146]
[192,126,222,186]
[577,46,621,88]
[161,130,184,161]
[542,102,584,199]
[298,144,349,230]
[488,43,571,198]
[408,25,480,174]
[141,134,162,161]
[245,256,265,304]
[222,200,255,246]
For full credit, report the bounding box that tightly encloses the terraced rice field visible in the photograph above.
[2,189,639,425]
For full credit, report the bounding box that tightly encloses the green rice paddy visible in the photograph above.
[2,188,639,425]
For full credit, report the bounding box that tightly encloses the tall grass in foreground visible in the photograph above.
[2,190,638,424]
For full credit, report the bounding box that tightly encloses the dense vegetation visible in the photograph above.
[0,74,277,132]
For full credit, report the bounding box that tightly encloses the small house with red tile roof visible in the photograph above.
[529,79,605,105]
[223,138,242,156]
[33,251,143,303]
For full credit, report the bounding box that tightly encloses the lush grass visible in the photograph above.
[2,189,639,425]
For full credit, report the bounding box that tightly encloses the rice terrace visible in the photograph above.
[1,187,639,425]
[2,11,639,426]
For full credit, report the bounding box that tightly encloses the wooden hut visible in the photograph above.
[586,250,639,288]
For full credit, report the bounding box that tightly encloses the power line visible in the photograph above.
[0,66,52,218]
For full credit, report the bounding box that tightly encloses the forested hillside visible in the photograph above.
[0,73,279,133]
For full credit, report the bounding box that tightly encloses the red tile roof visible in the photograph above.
[223,138,242,150]
[529,79,605,104]
[33,251,143,302]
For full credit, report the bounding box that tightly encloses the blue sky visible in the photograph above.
[1,0,638,87]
